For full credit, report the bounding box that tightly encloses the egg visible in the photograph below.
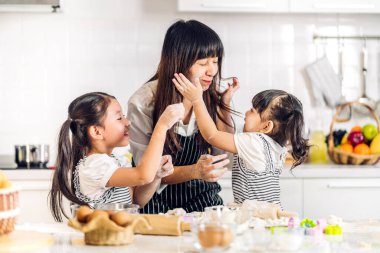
[219,228,233,247]
[86,210,109,223]
[110,211,132,227]
[198,225,223,248]
[76,205,93,223]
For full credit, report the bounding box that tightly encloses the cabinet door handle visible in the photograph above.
[202,3,266,9]
[313,3,374,10]
[327,183,380,189]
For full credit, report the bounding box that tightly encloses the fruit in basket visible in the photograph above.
[347,131,364,147]
[362,124,378,141]
[370,134,380,154]
[340,133,348,145]
[353,143,370,155]
[351,125,362,132]
[0,171,12,188]
[340,143,353,153]
[325,129,347,147]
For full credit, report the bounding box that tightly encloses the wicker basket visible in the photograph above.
[0,187,19,235]
[328,101,380,165]
[68,215,151,246]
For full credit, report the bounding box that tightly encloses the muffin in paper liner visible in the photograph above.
[68,215,151,246]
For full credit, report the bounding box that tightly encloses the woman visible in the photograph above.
[127,19,239,214]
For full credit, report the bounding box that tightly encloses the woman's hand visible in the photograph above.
[195,154,229,182]
[156,155,174,179]
[221,77,240,105]
[158,103,185,130]
[172,73,203,103]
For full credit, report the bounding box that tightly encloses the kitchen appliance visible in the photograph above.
[14,144,49,169]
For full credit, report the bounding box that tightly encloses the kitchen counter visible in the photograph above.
[2,221,379,253]
[3,164,380,222]
[3,164,380,181]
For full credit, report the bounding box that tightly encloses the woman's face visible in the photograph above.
[188,57,219,91]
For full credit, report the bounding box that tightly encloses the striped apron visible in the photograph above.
[141,132,223,214]
[73,157,132,206]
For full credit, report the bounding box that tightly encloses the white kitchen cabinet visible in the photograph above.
[303,178,380,219]
[15,180,56,223]
[290,0,380,13]
[178,0,380,13]
[178,0,289,13]
[219,176,304,217]
[280,179,303,217]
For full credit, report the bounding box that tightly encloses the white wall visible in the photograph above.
[0,0,379,165]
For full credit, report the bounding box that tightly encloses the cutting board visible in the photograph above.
[0,231,55,252]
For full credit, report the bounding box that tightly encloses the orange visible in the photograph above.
[340,143,353,153]
[353,143,370,155]
[351,125,362,132]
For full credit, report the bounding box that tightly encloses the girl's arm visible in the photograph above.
[128,88,230,185]
[173,73,238,153]
[133,155,173,207]
[216,77,240,134]
[107,103,184,187]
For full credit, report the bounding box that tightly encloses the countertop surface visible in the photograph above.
[3,164,380,181]
[1,221,378,253]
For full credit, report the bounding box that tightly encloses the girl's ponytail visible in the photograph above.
[286,110,310,169]
[49,119,86,222]
[49,92,115,222]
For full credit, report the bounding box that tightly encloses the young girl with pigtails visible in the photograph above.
[49,92,184,221]
[173,75,310,206]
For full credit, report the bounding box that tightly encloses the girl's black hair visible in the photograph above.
[149,19,236,158]
[48,92,115,222]
[251,89,310,169]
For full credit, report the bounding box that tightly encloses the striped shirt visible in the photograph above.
[73,154,132,206]
[232,132,287,206]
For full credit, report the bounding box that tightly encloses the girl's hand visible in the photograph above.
[221,77,240,105]
[159,103,185,130]
[195,154,229,182]
[156,155,174,179]
[172,73,203,103]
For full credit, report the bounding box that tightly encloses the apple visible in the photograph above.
[362,124,378,141]
[347,131,364,147]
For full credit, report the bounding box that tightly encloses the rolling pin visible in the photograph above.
[248,201,298,220]
[132,214,190,236]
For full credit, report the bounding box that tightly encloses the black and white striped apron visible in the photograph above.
[73,157,132,206]
[141,132,223,214]
[232,134,282,206]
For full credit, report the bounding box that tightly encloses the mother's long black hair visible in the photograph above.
[251,90,310,169]
[48,92,115,222]
[150,19,235,157]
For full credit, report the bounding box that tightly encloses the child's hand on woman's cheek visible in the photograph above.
[156,155,174,179]
[172,73,203,103]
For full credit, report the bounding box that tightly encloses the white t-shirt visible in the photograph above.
[233,132,287,173]
[76,154,131,200]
